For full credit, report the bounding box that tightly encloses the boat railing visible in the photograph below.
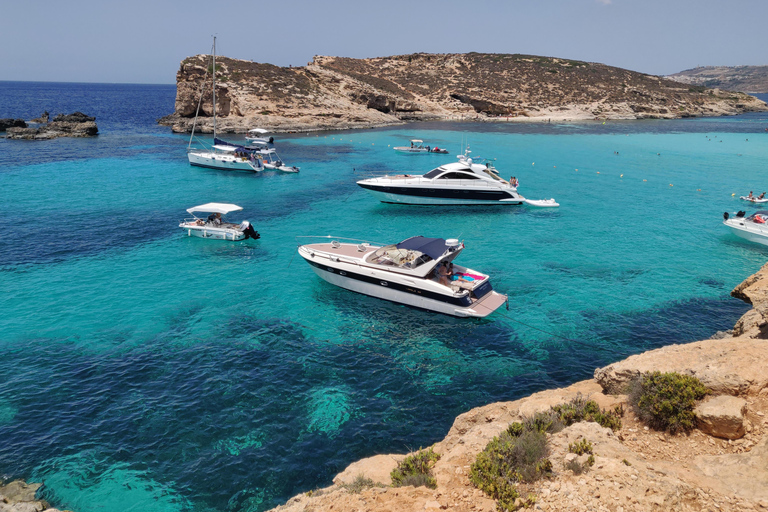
[296,235,388,248]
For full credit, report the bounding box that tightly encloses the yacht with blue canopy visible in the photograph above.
[297,235,508,317]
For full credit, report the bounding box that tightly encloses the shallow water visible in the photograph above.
[1,83,767,511]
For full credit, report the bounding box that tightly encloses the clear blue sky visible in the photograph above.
[1,0,766,84]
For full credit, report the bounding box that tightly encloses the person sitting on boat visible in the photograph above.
[437,262,452,287]
[207,212,222,226]
[754,214,766,224]
[748,191,754,200]
[759,192,766,200]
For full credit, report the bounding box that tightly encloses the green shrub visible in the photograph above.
[470,426,552,510]
[341,474,384,494]
[629,372,709,434]
[568,438,593,456]
[390,447,440,489]
[550,396,623,431]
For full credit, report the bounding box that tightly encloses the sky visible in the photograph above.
[1,0,766,84]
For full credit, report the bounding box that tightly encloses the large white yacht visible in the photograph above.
[357,152,528,205]
[180,203,260,241]
[297,235,508,318]
[724,210,768,246]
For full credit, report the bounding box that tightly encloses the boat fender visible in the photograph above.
[723,212,729,220]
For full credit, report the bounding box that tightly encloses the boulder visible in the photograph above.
[695,395,747,439]
[51,111,94,123]
[0,119,26,131]
[0,481,41,503]
[30,111,49,123]
[6,112,98,140]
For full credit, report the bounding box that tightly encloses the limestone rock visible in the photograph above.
[594,337,768,395]
[696,395,748,439]
[6,111,98,140]
[0,118,27,131]
[0,481,41,503]
[693,435,768,500]
[332,453,403,486]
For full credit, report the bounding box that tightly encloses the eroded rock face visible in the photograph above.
[162,52,768,133]
[696,395,748,439]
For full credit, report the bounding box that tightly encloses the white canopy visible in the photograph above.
[410,139,423,143]
[186,203,243,215]
[248,128,268,134]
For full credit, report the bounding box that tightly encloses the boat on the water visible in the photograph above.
[357,151,541,205]
[249,141,300,173]
[723,210,768,246]
[180,203,260,241]
[740,195,768,204]
[245,128,274,145]
[186,38,262,173]
[393,139,448,154]
[297,235,508,317]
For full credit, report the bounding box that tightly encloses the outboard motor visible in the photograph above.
[239,221,261,240]
[724,212,729,220]
[737,211,746,218]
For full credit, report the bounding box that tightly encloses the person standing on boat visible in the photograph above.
[510,176,520,188]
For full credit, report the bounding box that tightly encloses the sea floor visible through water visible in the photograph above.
[1,82,768,512]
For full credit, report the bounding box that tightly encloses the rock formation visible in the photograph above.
[0,479,64,512]
[6,112,98,140]
[667,66,768,94]
[160,52,768,134]
[0,119,27,131]
[269,261,768,512]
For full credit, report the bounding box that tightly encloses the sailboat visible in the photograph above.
[187,37,262,172]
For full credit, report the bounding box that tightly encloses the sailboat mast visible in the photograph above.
[212,36,217,140]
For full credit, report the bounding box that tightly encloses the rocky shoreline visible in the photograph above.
[4,112,98,140]
[160,52,768,134]
[0,479,64,512]
[269,261,768,512]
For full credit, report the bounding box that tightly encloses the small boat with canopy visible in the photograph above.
[180,203,260,241]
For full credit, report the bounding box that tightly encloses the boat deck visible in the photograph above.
[470,291,508,317]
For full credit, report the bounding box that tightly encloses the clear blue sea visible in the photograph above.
[2,81,768,512]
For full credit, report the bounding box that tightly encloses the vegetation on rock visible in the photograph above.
[340,474,384,494]
[628,371,709,434]
[390,447,441,489]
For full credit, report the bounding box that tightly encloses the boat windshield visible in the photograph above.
[366,244,433,269]
[424,167,446,179]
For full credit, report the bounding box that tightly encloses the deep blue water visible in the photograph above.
[1,82,767,512]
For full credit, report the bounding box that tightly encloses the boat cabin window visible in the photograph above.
[423,168,446,179]
[438,172,480,180]
[366,244,433,269]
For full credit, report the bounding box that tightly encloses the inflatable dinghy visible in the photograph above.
[740,196,768,203]
[524,198,560,207]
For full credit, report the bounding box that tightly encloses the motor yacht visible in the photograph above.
[245,128,275,144]
[297,235,508,318]
[723,210,768,246]
[393,139,448,154]
[357,153,529,205]
[180,203,260,241]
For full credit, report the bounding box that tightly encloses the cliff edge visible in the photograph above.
[269,262,768,512]
[160,53,768,133]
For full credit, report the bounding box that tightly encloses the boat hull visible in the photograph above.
[188,151,259,172]
[181,224,246,241]
[300,251,505,317]
[358,184,523,205]
[725,220,768,246]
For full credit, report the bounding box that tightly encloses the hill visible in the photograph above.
[159,53,768,133]
[667,65,768,93]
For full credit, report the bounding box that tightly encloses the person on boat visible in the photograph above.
[437,262,452,287]
[754,214,765,224]
[510,176,520,187]
[759,192,766,200]
[748,191,754,200]
[207,212,222,226]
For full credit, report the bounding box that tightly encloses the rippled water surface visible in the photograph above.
[2,83,768,511]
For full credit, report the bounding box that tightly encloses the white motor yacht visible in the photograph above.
[723,210,768,246]
[297,235,508,318]
[357,153,530,205]
[180,203,260,241]
[245,128,274,144]
[393,139,448,154]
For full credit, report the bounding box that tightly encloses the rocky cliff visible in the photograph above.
[160,53,768,133]
[667,66,768,94]
[268,262,768,512]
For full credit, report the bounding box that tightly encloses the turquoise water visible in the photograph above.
[2,82,768,511]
